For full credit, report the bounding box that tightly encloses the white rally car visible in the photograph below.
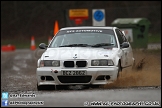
[36,26,135,90]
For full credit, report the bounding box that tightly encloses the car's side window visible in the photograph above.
[115,29,124,44]
[115,29,128,44]
[119,30,128,42]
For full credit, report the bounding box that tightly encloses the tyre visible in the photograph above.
[37,83,43,91]
[117,62,122,78]
[56,85,68,90]
[37,83,55,91]
[89,85,100,88]
[132,59,136,70]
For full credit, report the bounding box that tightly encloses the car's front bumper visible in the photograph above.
[36,67,118,86]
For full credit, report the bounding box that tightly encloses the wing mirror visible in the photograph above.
[121,42,129,48]
[39,43,48,49]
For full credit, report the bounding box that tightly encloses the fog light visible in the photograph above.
[41,76,45,80]
[105,75,110,80]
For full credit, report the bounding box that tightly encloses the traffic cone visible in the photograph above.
[53,20,59,36]
[30,36,36,50]
[48,36,52,45]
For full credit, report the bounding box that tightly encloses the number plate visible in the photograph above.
[62,71,87,76]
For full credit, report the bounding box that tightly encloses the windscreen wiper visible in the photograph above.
[59,44,91,47]
[91,43,114,47]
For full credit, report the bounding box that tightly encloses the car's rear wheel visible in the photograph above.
[132,59,136,70]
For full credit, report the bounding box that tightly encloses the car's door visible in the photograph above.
[115,29,132,68]
[120,30,134,67]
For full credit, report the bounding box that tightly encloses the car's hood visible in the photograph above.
[41,47,119,60]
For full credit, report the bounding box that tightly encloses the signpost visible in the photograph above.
[69,9,88,25]
[92,9,105,26]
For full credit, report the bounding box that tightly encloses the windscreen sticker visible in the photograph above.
[66,30,102,33]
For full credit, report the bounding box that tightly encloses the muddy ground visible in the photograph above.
[1,49,161,92]
[104,49,161,88]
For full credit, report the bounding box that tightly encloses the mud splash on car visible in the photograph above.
[104,49,161,89]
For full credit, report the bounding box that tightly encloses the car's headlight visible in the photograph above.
[39,60,60,67]
[107,60,114,66]
[52,60,60,67]
[91,59,114,66]
[91,60,100,66]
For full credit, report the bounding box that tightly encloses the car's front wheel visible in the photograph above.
[37,83,56,91]
[117,62,122,78]
[56,85,68,90]
[37,83,43,91]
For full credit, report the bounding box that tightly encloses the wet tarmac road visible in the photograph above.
[1,49,161,107]
[6,87,161,107]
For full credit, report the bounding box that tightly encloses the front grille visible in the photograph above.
[58,76,92,83]
[63,61,87,68]
[76,61,87,67]
[64,61,74,67]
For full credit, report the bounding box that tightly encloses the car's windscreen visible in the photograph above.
[49,29,117,48]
